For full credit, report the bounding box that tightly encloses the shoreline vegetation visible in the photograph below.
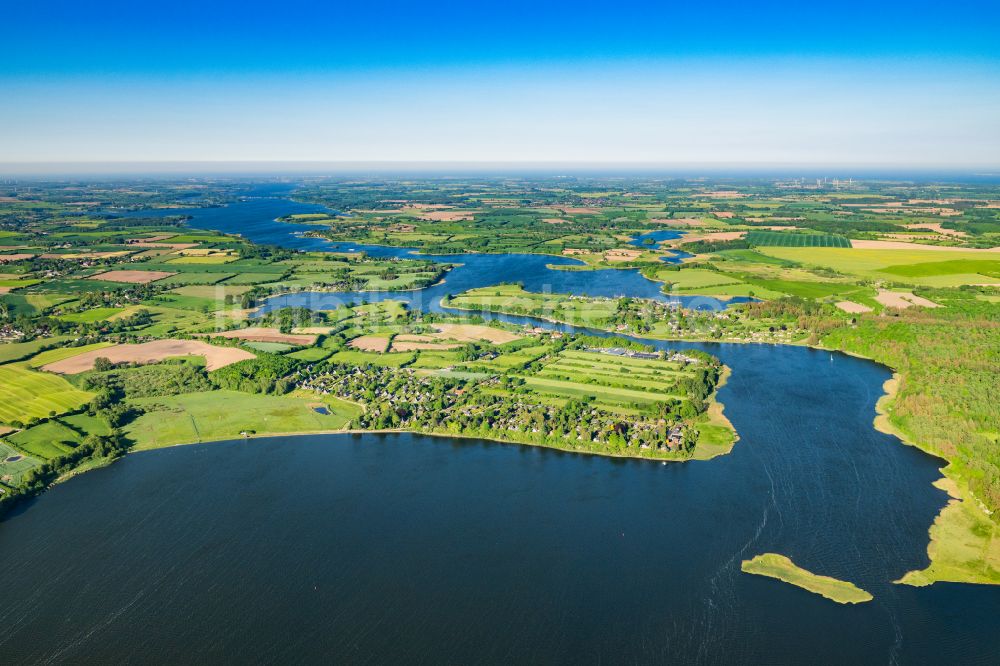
[741,553,874,604]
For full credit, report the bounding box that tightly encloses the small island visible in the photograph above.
[741,553,873,604]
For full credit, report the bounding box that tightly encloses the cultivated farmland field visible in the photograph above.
[56,308,126,323]
[757,247,1000,285]
[0,335,74,364]
[41,339,255,373]
[515,349,687,407]
[746,231,851,248]
[0,364,94,424]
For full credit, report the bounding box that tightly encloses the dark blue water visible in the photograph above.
[4,196,997,663]
[629,229,685,249]
[628,229,696,264]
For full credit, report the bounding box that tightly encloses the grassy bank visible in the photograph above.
[741,553,873,604]
[689,364,738,460]
[124,390,363,450]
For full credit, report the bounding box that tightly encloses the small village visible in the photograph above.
[294,354,701,454]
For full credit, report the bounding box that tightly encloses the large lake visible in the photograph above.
[3,197,999,663]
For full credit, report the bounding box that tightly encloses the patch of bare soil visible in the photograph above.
[348,336,391,352]
[87,270,176,284]
[875,290,941,309]
[42,340,255,374]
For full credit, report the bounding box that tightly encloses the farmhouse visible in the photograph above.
[668,352,700,364]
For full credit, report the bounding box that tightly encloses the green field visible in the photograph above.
[0,364,94,424]
[714,249,800,266]
[747,231,851,248]
[409,350,464,369]
[516,349,687,407]
[880,259,1000,278]
[757,247,1000,285]
[0,335,75,364]
[742,278,873,300]
[655,268,743,289]
[221,272,284,285]
[0,279,41,289]
[133,305,215,336]
[124,390,364,449]
[8,420,81,459]
[170,284,251,298]
[27,342,114,368]
[671,282,787,299]
[481,344,550,369]
[0,442,41,488]
[56,307,126,323]
[286,213,336,222]
[521,376,671,405]
[60,412,113,437]
[286,347,332,362]
[166,255,236,264]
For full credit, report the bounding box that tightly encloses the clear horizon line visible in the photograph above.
[2,160,999,176]
[4,159,1000,166]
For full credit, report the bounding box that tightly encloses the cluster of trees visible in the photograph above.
[606,299,680,334]
[740,297,845,343]
[259,307,328,334]
[674,365,720,414]
[210,354,299,394]
[682,238,751,253]
[78,287,156,308]
[237,243,294,262]
[83,361,213,399]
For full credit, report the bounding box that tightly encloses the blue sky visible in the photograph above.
[3,0,1000,166]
